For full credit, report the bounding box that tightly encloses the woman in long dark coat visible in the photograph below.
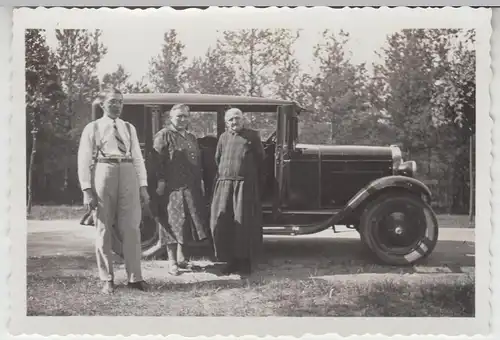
[210,108,265,276]
[153,104,208,275]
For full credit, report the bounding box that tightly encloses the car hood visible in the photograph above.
[295,143,393,160]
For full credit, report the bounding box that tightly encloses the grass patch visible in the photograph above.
[27,256,475,317]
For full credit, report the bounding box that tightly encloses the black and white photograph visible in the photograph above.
[8,6,493,337]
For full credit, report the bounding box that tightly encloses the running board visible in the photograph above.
[262,208,341,215]
[263,221,334,236]
[261,208,347,236]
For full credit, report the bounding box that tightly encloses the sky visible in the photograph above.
[44,27,390,83]
[39,7,484,83]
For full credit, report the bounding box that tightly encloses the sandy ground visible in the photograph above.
[27,220,475,284]
[27,219,475,255]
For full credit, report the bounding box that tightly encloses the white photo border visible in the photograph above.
[5,6,496,337]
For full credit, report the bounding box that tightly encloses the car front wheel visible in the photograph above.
[359,193,439,266]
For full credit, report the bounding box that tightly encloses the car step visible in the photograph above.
[263,223,332,236]
[262,209,341,215]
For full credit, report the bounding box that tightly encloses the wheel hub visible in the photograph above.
[373,204,427,255]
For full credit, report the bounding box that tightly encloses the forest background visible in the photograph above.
[25,28,476,217]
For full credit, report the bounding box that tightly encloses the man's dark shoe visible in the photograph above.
[178,261,193,270]
[101,280,115,294]
[220,261,239,275]
[127,280,150,291]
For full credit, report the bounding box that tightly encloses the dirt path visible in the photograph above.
[27,220,475,285]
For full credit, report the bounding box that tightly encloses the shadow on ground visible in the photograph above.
[26,221,476,317]
[26,264,474,317]
[28,229,475,286]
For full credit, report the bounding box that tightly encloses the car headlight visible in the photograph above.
[397,161,417,177]
[390,145,403,174]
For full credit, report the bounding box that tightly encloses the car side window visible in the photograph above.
[186,112,218,138]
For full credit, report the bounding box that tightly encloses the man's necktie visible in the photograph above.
[113,120,127,155]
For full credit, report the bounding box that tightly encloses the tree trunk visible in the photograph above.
[448,164,455,214]
[27,128,38,215]
[469,134,475,227]
[428,146,432,177]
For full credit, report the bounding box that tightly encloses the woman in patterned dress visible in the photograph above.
[153,104,208,275]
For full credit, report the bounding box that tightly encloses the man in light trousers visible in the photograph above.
[78,87,150,294]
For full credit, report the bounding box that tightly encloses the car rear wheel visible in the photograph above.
[110,205,167,259]
[359,193,439,266]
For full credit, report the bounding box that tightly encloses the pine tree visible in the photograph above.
[148,30,187,93]
[25,29,65,212]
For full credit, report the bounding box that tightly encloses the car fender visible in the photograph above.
[346,175,432,212]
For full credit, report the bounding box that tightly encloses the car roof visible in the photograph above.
[120,93,301,112]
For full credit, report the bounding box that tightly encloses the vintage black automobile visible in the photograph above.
[91,93,439,266]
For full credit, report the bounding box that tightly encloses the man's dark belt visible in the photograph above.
[97,158,133,164]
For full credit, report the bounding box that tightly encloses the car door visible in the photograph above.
[272,104,293,218]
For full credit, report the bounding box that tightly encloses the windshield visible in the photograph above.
[297,120,332,144]
[258,128,276,141]
[245,111,277,142]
